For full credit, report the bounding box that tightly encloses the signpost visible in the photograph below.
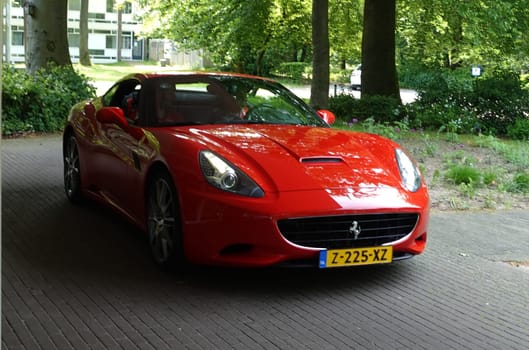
[471,65,483,77]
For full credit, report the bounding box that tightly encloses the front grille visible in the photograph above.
[277,213,419,249]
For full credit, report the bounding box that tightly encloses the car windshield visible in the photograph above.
[149,75,328,127]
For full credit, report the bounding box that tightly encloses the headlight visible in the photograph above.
[199,150,264,198]
[395,148,421,192]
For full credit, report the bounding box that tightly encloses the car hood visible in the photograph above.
[183,125,404,193]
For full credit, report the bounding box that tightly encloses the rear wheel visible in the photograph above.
[64,135,83,203]
[146,171,184,270]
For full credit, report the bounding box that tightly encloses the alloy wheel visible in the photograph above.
[64,136,82,203]
[147,174,178,267]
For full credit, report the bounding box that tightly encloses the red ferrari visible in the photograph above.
[63,72,429,270]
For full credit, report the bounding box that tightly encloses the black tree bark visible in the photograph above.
[310,0,330,109]
[361,0,401,102]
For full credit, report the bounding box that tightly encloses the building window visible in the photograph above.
[106,0,132,14]
[106,0,115,12]
[69,0,81,11]
[69,34,80,47]
[106,36,117,49]
[89,49,105,56]
[12,31,24,46]
[122,36,131,49]
[123,2,132,14]
[88,12,105,20]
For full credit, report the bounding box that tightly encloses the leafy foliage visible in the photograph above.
[139,0,311,75]
[274,62,310,82]
[506,117,529,141]
[397,0,529,71]
[445,165,481,185]
[2,64,96,135]
[329,94,402,123]
[509,172,529,193]
[139,0,366,76]
[405,68,529,136]
[329,0,363,65]
[136,0,529,80]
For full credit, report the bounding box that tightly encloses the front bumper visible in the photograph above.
[180,187,429,267]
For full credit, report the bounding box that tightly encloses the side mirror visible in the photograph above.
[96,107,128,129]
[317,109,336,125]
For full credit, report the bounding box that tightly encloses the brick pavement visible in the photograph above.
[2,135,529,350]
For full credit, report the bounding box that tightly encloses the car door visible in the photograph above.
[91,80,148,219]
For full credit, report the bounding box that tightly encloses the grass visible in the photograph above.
[445,165,481,185]
[337,119,529,210]
[473,135,529,168]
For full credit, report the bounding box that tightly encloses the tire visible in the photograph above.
[146,171,184,270]
[63,135,84,204]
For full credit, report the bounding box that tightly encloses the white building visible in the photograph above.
[3,0,145,64]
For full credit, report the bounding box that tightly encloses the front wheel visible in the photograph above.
[146,171,184,270]
[63,135,83,204]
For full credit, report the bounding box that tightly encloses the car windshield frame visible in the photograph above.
[143,75,328,128]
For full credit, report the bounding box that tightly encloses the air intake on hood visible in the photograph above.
[300,157,344,164]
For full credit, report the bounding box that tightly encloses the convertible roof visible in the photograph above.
[121,71,275,83]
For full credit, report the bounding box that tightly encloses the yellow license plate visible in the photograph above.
[319,246,393,268]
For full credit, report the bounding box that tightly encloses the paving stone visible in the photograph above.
[2,135,529,350]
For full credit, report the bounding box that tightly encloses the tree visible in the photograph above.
[310,0,329,109]
[329,0,363,70]
[24,0,71,74]
[361,0,400,101]
[112,0,128,62]
[138,0,312,75]
[397,0,529,71]
[79,0,91,66]
[117,6,123,62]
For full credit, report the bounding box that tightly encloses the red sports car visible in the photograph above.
[63,72,429,270]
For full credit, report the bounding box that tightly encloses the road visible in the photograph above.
[2,135,529,349]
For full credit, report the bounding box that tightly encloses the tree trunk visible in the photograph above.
[256,33,271,76]
[256,48,266,76]
[117,7,123,62]
[310,0,329,109]
[79,0,91,66]
[361,0,400,102]
[24,0,71,74]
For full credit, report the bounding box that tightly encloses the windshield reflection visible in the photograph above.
[150,76,328,128]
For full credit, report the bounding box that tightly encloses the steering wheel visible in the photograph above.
[245,103,275,122]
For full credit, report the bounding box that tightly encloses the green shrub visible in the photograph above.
[328,94,358,122]
[400,65,473,92]
[468,72,529,135]
[275,62,310,82]
[406,102,479,134]
[330,68,351,84]
[445,165,481,185]
[483,169,498,186]
[329,94,402,124]
[407,68,529,136]
[361,117,410,141]
[506,117,529,141]
[507,172,529,193]
[2,63,96,135]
